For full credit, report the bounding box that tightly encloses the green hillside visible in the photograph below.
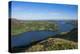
[11,19,58,35]
[26,38,77,52]
[25,28,78,52]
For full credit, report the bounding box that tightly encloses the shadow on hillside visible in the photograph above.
[52,28,78,42]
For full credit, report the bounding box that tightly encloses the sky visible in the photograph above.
[9,1,78,20]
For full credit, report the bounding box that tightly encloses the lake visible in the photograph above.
[11,21,75,47]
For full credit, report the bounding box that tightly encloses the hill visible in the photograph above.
[25,28,78,52]
[26,38,77,52]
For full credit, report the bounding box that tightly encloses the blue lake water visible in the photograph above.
[11,21,75,47]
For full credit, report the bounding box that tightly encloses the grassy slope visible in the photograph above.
[26,38,77,52]
[25,28,78,52]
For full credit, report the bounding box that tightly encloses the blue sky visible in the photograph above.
[10,1,78,20]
